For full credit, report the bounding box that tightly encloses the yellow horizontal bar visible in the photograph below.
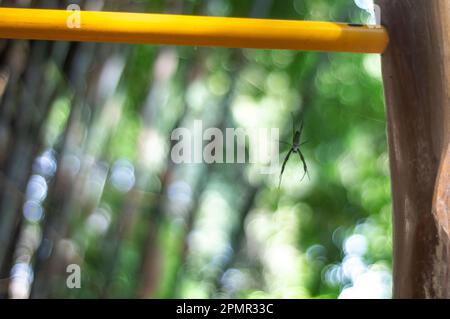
[0,8,389,53]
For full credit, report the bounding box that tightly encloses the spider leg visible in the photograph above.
[277,140,291,146]
[279,149,293,188]
[298,149,310,181]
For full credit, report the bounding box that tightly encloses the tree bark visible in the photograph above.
[377,0,450,298]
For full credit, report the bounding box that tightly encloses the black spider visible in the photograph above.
[279,113,310,187]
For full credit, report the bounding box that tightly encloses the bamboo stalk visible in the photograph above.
[378,0,450,298]
[0,8,389,53]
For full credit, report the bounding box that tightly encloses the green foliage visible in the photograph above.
[5,0,392,299]
[74,0,391,299]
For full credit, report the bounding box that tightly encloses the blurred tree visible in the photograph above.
[0,0,392,299]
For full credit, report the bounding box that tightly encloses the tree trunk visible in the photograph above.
[378,0,450,298]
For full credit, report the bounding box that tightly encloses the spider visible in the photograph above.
[279,113,310,187]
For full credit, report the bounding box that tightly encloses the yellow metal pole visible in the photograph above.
[0,8,389,53]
